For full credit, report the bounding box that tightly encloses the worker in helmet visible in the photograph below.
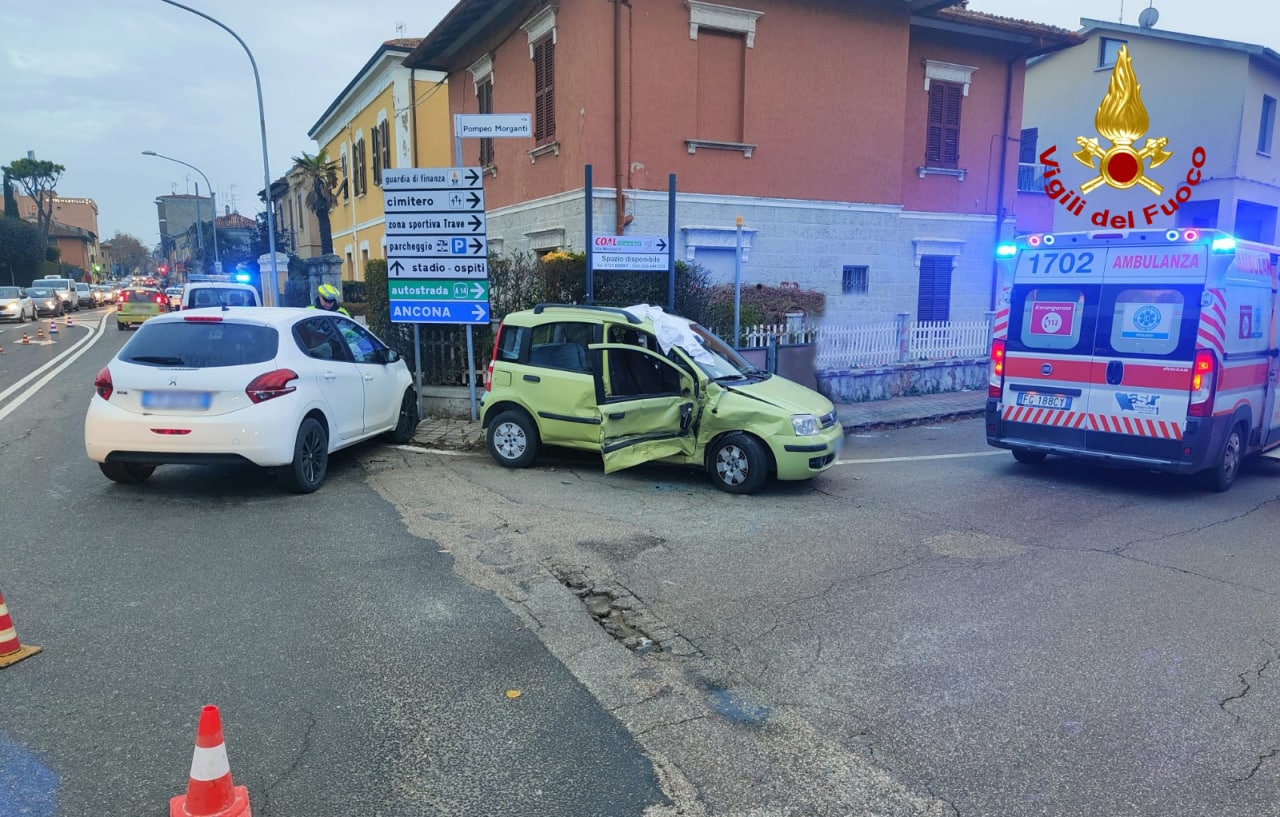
[311,283,350,316]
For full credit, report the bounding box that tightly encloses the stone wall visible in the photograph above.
[816,358,989,404]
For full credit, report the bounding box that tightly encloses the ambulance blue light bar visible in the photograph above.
[995,243,1018,258]
[1211,235,1237,253]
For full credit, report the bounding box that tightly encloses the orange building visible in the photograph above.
[17,192,102,279]
[405,0,1080,322]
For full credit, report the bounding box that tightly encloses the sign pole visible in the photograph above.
[667,173,676,312]
[585,164,594,305]
[454,129,479,421]
[733,216,744,348]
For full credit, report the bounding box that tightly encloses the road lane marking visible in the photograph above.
[0,311,109,424]
[836,450,1007,465]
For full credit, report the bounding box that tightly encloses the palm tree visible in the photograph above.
[291,150,339,255]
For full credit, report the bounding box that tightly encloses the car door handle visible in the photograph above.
[609,412,625,420]
[323,372,337,381]
[523,374,541,382]
[363,374,374,381]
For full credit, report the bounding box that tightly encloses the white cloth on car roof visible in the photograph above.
[621,304,717,365]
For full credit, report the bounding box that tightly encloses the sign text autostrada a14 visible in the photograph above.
[382,167,490,325]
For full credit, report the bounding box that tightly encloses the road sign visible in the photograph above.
[382,167,482,190]
[591,234,670,271]
[455,113,532,139]
[389,279,489,301]
[384,166,491,323]
[387,258,489,279]
[390,300,490,324]
[385,213,484,236]
[383,188,484,214]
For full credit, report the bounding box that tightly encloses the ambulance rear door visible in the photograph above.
[1085,243,1206,452]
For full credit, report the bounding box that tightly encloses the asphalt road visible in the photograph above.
[0,310,666,816]
[372,415,1280,816]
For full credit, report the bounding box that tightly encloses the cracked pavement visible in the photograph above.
[368,417,1280,816]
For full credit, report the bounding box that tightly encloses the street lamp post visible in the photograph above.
[157,0,279,304]
[142,151,220,273]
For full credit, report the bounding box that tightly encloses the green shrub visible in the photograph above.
[365,259,389,340]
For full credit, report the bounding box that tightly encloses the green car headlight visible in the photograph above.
[791,413,819,436]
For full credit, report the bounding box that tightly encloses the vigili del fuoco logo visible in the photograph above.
[1038,44,1208,229]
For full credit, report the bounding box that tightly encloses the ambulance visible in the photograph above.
[985,228,1280,491]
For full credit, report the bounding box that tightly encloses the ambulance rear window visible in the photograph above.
[1017,287,1086,351]
[1108,289,1186,357]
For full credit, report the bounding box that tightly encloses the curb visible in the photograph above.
[840,408,986,433]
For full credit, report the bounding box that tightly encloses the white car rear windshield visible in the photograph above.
[121,322,278,367]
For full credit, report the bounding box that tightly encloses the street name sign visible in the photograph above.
[592,234,671,272]
[454,113,533,139]
[383,167,491,324]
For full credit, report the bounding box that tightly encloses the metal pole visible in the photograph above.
[455,126,478,421]
[733,216,743,348]
[144,151,221,274]
[585,164,594,305]
[667,173,676,312]
[194,182,205,266]
[159,0,277,304]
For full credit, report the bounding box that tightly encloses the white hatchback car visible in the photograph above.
[85,307,420,493]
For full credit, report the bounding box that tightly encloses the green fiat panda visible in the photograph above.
[480,304,843,493]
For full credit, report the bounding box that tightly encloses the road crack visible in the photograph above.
[257,708,317,816]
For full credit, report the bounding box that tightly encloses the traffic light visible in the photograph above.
[158,264,169,275]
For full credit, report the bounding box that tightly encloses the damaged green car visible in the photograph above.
[480,304,843,494]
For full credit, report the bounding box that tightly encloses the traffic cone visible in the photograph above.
[66,314,73,328]
[0,590,42,669]
[49,320,58,335]
[36,326,44,339]
[169,706,251,817]
[21,333,29,345]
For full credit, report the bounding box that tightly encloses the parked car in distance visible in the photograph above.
[181,282,262,310]
[116,287,170,330]
[0,286,37,323]
[91,285,113,307]
[75,282,94,308]
[41,277,79,312]
[481,303,843,494]
[165,287,184,310]
[25,286,64,317]
[84,307,420,493]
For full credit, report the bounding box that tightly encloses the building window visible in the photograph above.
[926,81,962,168]
[1259,95,1276,155]
[340,152,349,201]
[917,255,953,322]
[478,79,495,166]
[372,124,382,187]
[841,265,868,295]
[354,137,367,196]
[1099,37,1126,69]
[533,36,555,145]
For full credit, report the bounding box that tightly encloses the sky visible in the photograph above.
[2,0,1276,250]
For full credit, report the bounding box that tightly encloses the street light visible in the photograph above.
[142,151,220,273]
[157,0,279,305]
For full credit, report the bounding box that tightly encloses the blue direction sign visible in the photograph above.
[390,300,490,324]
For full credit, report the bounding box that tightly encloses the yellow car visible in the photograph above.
[116,287,171,330]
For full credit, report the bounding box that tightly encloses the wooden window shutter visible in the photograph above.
[372,126,382,186]
[926,81,962,168]
[533,38,555,144]
[917,256,953,321]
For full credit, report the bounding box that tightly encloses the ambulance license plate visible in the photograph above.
[1017,393,1071,410]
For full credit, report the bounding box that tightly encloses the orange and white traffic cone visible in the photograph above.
[21,333,30,345]
[66,314,73,328]
[169,706,251,817]
[0,590,42,669]
[36,325,44,339]
[49,320,58,335]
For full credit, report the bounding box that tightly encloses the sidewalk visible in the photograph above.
[409,390,988,451]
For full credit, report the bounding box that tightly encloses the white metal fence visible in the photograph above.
[727,317,993,370]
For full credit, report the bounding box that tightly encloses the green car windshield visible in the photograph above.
[679,324,764,380]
